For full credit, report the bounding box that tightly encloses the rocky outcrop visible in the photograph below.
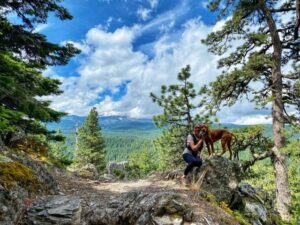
[166,156,243,204]
[166,157,281,225]
[9,153,59,194]
[190,156,243,203]
[86,191,239,225]
[230,183,281,225]
[0,152,59,225]
[26,195,82,225]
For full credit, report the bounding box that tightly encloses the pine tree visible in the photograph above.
[150,65,210,170]
[0,1,80,143]
[201,0,299,220]
[49,130,72,165]
[75,107,106,172]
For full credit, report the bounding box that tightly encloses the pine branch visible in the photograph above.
[242,150,274,172]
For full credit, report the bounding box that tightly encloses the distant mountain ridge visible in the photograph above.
[47,115,258,135]
[47,115,158,134]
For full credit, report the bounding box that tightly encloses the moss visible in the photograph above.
[0,162,41,192]
[219,201,234,215]
[232,211,252,225]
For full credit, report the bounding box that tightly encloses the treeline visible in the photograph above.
[104,134,156,161]
[58,132,157,162]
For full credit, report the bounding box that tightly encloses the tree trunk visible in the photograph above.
[263,6,292,221]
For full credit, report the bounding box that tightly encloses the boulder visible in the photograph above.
[79,164,98,179]
[184,156,243,203]
[26,195,82,225]
[86,191,240,225]
[230,183,281,225]
[106,161,128,175]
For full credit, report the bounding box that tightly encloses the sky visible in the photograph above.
[35,0,277,125]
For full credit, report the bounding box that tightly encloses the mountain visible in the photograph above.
[47,115,159,135]
[47,115,262,136]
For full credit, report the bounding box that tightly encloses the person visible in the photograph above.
[180,124,205,185]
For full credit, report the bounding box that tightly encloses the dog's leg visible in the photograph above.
[205,141,211,156]
[210,140,215,156]
[219,138,227,157]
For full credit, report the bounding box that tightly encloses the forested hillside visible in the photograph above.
[47,115,279,162]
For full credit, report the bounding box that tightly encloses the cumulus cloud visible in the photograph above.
[47,14,273,124]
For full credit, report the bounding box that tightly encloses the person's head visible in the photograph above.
[194,124,202,137]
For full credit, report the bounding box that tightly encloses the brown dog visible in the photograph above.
[199,125,234,160]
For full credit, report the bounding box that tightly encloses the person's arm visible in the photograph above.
[189,137,204,152]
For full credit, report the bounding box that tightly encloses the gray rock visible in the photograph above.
[85,191,238,225]
[26,195,82,225]
[230,183,280,225]
[0,184,29,225]
[98,173,115,182]
[9,129,26,144]
[87,191,192,225]
[0,137,8,152]
[10,154,59,194]
[106,161,128,175]
[188,156,243,203]
[79,164,98,178]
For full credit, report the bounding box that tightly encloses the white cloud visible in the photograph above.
[149,0,159,9]
[33,23,50,33]
[233,115,272,125]
[47,13,274,124]
[137,7,152,21]
[139,1,189,34]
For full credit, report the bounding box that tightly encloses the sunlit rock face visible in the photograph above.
[86,191,239,225]
[188,156,243,203]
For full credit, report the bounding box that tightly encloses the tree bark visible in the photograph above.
[263,6,292,221]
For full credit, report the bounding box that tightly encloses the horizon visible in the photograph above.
[59,114,273,126]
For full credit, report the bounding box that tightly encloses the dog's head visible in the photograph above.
[198,124,209,137]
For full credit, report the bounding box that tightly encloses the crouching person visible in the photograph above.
[180,124,204,185]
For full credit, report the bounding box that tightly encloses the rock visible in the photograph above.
[106,161,128,175]
[9,129,26,145]
[230,183,280,225]
[79,164,98,179]
[26,195,82,225]
[86,191,239,225]
[10,154,59,194]
[0,137,8,152]
[0,184,29,225]
[98,173,115,182]
[188,156,243,203]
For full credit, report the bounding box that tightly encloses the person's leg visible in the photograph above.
[183,154,202,176]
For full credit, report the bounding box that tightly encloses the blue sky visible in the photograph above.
[34,0,279,124]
